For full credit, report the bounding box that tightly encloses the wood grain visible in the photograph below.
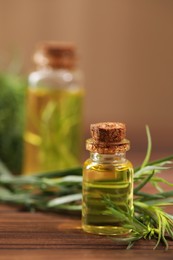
[0,203,173,260]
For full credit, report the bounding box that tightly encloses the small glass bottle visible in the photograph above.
[23,42,84,174]
[82,122,133,236]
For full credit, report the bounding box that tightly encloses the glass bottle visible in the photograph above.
[23,42,84,174]
[82,122,134,235]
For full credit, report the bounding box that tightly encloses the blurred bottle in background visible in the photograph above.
[23,42,84,175]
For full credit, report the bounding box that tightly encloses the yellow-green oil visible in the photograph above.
[23,87,84,174]
[82,157,133,235]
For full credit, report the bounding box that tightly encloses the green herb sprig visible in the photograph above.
[0,72,26,174]
[104,126,173,249]
[0,126,173,249]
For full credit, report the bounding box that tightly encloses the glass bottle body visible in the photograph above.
[23,67,84,174]
[82,152,133,235]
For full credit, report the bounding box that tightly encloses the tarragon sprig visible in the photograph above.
[104,126,173,249]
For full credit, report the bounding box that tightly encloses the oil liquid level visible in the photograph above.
[23,87,83,174]
[82,160,133,235]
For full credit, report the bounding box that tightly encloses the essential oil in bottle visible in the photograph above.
[82,122,134,236]
[23,42,84,175]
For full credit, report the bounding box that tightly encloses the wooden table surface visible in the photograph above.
[0,152,173,260]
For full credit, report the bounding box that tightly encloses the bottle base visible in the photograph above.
[82,224,132,236]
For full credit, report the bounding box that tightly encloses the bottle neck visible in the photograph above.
[90,152,126,164]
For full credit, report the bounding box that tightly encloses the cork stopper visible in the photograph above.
[33,42,77,69]
[86,122,130,154]
[91,122,126,143]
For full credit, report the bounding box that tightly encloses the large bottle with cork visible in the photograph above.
[23,42,84,175]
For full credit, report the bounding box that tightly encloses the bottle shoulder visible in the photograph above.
[28,68,84,89]
[84,157,133,171]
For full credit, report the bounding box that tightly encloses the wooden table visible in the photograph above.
[0,153,173,259]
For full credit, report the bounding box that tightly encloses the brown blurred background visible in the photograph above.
[0,0,173,155]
